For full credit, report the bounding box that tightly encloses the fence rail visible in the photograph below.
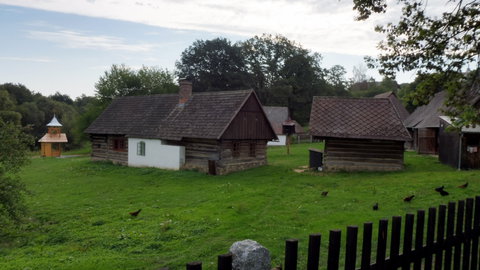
[174,196,480,270]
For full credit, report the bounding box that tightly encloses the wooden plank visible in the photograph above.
[389,216,402,268]
[453,200,465,270]
[435,205,446,270]
[307,234,321,270]
[217,253,232,270]
[285,239,298,270]
[444,202,456,270]
[424,207,436,270]
[327,230,341,270]
[361,222,373,270]
[471,196,480,270]
[414,210,425,270]
[402,213,414,270]
[376,219,388,269]
[345,226,358,270]
[463,198,473,270]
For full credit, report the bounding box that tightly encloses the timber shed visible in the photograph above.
[309,97,411,172]
[404,91,446,154]
[263,106,305,146]
[85,80,277,175]
[439,116,480,170]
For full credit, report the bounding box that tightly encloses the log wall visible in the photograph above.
[90,134,128,165]
[324,138,405,172]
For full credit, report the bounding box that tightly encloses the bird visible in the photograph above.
[321,191,329,197]
[373,203,379,211]
[129,209,142,217]
[439,190,449,196]
[458,182,469,188]
[435,185,445,192]
[404,195,415,202]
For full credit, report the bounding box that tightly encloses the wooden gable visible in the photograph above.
[221,94,276,140]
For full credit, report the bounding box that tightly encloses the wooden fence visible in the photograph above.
[178,196,480,270]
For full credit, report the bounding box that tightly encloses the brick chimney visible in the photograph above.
[179,79,192,104]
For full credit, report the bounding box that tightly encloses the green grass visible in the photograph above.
[1,143,479,269]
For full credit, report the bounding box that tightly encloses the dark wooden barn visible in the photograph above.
[439,116,480,170]
[85,80,277,175]
[309,97,411,172]
[404,91,446,154]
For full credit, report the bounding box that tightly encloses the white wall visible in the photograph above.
[128,138,185,170]
[268,135,287,146]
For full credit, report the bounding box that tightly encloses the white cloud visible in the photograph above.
[0,56,54,62]
[0,0,396,56]
[27,30,155,52]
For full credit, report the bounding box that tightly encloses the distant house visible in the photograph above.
[309,97,411,171]
[439,116,480,170]
[374,91,410,123]
[263,106,305,146]
[404,91,446,154]
[85,80,277,175]
[38,115,68,157]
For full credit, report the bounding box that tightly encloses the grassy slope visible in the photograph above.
[1,143,479,269]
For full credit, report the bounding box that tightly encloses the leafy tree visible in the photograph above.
[50,92,74,105]
[95,64,177,105]
[0,83,34,104]
[0,120,33,228]
[353,0,480,125]
[175,38,250,92]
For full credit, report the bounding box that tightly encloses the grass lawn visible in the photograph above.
[1,143,479,269]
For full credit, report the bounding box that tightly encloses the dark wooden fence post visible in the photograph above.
[285,239,298,270]
[444,201,456,270]
[218,253,232,270]
[376,219,388,269]
[361,222,373,270]
[424,207,436,270]
[345,226,358,270]
[471,196,480,270]
[389,216,402,269]
[414,210,425,270]
[307,233,321,270]
[453,200,465,269]
[186,261,202,270]
[463,198,473,270]
[402,213,415,270]
[327,230,341,270]
[435,204,447,270]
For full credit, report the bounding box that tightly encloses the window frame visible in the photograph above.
[137,141,146,156]
[113,138,126,151]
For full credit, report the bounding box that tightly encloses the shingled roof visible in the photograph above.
[404,91,446,128]
[85,90,271,141]
[309,97,411,141]
[263,106,305,134]
[374,91,410,122]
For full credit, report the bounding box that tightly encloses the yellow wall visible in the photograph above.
[41,142,62,157]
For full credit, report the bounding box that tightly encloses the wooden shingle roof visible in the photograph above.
[374,91,410,122]
[263,106,305,134]
[404,91,446,128]
[309,97,411,141]
[85,90,268,140]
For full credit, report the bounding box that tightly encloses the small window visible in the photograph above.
[249,142,256,157]
[113,138,126,151]
[137,141,146,156]
[232,142,240,157]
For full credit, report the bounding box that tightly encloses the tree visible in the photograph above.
[0,120,33,228]
[353,0,480,125]
[95,64,178,104]
[175,38,251,92]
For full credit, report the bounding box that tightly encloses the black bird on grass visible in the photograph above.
[404,195,415,202]
[373,203,379,211]
[129,209,142,217]
[439,190,449,196]
[458,182,469,188]
[321,191,329,197]
[435,185,445,192]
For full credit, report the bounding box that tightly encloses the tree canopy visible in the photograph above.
[353,0,480,125]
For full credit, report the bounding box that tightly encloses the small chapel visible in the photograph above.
[38,115,68,157]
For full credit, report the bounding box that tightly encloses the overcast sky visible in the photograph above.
[0,0,429,98]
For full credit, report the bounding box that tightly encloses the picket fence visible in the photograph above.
[171,196,480,270]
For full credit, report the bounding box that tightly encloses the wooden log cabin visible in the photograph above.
[404,91,446,154]
[85,79,277,175]
[38,115,68,157]
[309,97,411,172]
